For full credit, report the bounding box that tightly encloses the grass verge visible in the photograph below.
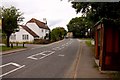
[85,39,92,47]
[109,72,120,79]
[1,46,26,52]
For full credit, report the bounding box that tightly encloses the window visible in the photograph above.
[22,35,24,40]
[41,29,43,32]
[26,35,28,40]
[22,35,29,40]
[46,30,48,33]
[46,30,49,33]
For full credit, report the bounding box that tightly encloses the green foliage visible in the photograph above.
[2,33,7,44]
[2,6,24,47]
[1,46,26,51]
[71,2,120,24]
[33,39,51,44]
[50,27,67,41]
[2,6,24,33]
[0,7,2,19]
[67,17,92,38]
[85,39,92,47]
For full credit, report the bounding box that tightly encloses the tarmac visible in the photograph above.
[1,40,118,79]
[1,44,43,55]
[1,39,65,55]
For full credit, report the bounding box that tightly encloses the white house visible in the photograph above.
[10,18,50,43]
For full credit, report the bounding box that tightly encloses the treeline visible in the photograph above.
[67,17,92,38]
[50,27,67,42]
[67,2,120,38]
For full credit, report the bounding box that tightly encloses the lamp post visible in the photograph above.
[2,16,4,30]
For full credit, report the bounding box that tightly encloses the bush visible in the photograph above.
[33,39,51,44]
[85,39,92,46]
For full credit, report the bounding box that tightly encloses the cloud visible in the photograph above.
[48,19,63,27]
[1,0,82,30]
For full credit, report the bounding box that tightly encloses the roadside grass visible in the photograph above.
[85,39,120,79]
[85,39,92,47]
[1,46,26,51]
[109,72,120,79]
[79,38,92,41]
[93,61,98,68]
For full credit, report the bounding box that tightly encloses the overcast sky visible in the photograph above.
[1,0,82,30]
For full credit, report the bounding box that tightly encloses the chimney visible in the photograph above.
[43,18,47,24]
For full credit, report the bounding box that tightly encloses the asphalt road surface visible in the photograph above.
[1,39,81,78]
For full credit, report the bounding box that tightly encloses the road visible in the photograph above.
[1,39,81,78]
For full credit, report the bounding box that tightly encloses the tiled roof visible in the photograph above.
[27,18,50,30]
[20,25,39,37]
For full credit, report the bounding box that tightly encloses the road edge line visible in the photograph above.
[73,42,83,79]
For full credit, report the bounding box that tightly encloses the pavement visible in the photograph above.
[75,40,109,78]
[1,39,111,79]
[65,40,110,78]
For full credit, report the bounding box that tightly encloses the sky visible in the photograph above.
[1,0,82,30]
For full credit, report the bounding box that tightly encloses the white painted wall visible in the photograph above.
[10,26,34,42]
[10,23,50,42]
[26,23,49,39]
[26,23,40,37]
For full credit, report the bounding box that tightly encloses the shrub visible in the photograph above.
[34,39,51,44]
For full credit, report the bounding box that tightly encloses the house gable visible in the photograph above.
[26,18,50,39]
[20,25,39,38]
[27,18,50,30]
[10,26,35,42]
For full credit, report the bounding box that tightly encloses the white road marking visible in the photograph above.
[52,47,61,50]
[27,51,55,60]
[39,51,55,60]
[39,53,47,56]
[31,46,44,50]
[27,56,38,60]
[58,54,65,57]
[0,62,25,77]
[66,43,69,45]
[0,62,21,68]
[52,48,57,50]
[28,51,47,58]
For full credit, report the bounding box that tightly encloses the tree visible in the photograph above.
[67,17,92,38]
[2,6,24,47]
[50,27,67,41]
[71,2,120,24]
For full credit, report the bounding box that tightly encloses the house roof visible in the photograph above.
[27,18,50,30]
[20,25,39,37]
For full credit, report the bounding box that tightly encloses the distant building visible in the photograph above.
[10,18,50,43]
[66,32,73,38]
